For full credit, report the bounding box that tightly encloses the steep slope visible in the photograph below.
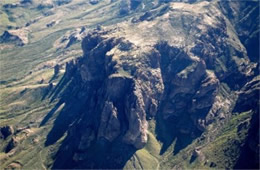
[0,0,259,169]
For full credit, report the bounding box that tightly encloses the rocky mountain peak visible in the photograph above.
[0,0,258,169]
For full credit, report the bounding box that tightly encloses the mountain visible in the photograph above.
[0,0,259,169]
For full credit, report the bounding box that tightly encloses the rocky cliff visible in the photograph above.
[41,1,259,169]
[0,0,258,169]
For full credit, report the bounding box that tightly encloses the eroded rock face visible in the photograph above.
[234,76,260,112]
[75,34,160,149]
[98,101,121,142]
[50,1,257,168]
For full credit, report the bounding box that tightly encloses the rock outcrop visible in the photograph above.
[0,0,258,169]
[54,27,88,49]
[42,0,258,169]
[0,30,28,46]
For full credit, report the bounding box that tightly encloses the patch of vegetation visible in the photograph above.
[135,149,159,169]
[144,131,161,158]
[202,111,253,169]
